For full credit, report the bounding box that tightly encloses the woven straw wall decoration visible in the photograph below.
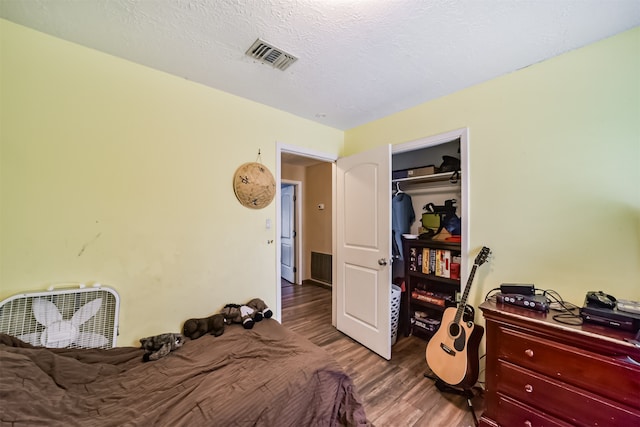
[233,162,276,209]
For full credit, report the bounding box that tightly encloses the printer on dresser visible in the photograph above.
[479,300,640,427]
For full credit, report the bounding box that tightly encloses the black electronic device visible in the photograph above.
[581,296,640,332]
[496,292,550,312]
[500,283,535,296]
[580,311,636,331]
[586,291,617,309]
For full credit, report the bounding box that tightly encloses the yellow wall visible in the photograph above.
[0,20,343,346]
[281,163,306,183]
[346,27,640,308]
[2,18,638,348]
[304,162,333,283]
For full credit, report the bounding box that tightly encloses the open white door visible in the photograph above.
[336,144,392,360]
[280,184,296,283]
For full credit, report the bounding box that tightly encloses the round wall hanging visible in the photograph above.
[233,162,276,209]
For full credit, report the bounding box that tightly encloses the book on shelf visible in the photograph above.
[422,248,430,274]
[430,249,436,275]
[411,289,452,307]
[431,249,451,278]
[439,249,452,278]
[443,250,451,278]
[409,247,418,271]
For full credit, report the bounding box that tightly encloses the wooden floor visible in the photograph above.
[281,281,484,427]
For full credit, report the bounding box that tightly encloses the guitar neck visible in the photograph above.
[454,263,478,324]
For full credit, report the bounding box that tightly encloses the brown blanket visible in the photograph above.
[0,319,369,426]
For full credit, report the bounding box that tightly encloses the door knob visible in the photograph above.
[378,258,388,266]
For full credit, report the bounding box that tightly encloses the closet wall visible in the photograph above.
[394,181,462,236]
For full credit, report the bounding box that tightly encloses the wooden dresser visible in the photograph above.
[479,300,640,427]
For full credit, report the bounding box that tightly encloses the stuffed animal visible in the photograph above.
[220,303,256,329]
[139,332,185,362]
[182,313,226,339]
[245,298,273,322]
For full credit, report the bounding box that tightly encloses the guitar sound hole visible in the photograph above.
[449,323,460,337]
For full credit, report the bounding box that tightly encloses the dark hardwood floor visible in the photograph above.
[281,280,484,427]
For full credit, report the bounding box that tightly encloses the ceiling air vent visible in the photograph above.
[245,38,298,71]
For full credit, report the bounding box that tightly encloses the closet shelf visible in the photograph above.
[392,171,460,186]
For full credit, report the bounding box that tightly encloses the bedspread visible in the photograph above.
[0,319,369,426]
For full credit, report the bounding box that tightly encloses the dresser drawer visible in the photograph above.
[496,325,640,409]
[497,360,640,426]
[491,393,572,427]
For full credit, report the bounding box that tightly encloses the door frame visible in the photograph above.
[275,142,338,323]
[280,179,302,285]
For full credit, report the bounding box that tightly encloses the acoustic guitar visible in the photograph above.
[425,246,491,388]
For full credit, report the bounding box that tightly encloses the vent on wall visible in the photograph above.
[245,38,298,71]
[311,252,332,284]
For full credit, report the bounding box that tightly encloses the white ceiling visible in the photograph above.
[2,1,639,130]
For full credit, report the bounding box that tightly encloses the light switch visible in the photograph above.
[266,218,271,229]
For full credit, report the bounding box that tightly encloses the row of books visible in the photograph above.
[411,289,453,307]
[407,247,460,279]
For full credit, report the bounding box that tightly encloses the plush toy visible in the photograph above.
[220,299,273,329]
[139,332,185,362]
[220,303,256,329]
[182,313,226,339]
[245,298,273,322]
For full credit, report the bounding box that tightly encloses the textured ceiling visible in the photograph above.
[2,0,639,130]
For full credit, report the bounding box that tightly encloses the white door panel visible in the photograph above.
[337,144,391,360]
[343,164,379,248]
[281,184,295,283]
[343,264,378,326]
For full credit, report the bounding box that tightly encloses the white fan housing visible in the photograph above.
[0,284,119,349]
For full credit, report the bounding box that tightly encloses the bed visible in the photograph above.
[0,318,369,426]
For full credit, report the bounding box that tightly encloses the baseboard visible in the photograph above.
[302,279,332,290]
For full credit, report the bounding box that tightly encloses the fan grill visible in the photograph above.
[0,285,119,349]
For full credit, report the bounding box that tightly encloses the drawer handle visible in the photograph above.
[524,349,534,358]
[524,421,532,427]
[524,384,533,393]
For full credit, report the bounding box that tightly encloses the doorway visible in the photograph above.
[275,142,337,323]
[280,181,299,284]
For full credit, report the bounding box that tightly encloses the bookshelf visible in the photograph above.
[402,238,461,340]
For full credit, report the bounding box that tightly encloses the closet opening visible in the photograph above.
[391,134,467,345]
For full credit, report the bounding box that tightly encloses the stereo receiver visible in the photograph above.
[496,292,550,312]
